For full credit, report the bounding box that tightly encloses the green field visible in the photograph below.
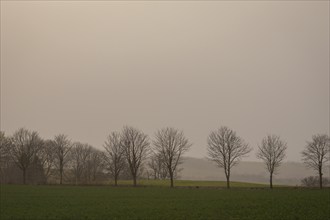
[1,182,329,220]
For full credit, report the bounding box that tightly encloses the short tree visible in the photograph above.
[302,134,330,189]
[207,126,251,188]
[256,135,287,189]
[153,127,191,187]
[103,132,126,186]
[121,126,150,186]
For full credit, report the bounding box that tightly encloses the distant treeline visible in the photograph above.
[0,126,329,189]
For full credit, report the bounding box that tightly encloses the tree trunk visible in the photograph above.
[226,175,230,189]
[114,176,118,186]
[270,173,273,189]
[60,169,63,185]
[59,159,64,185]
[225,167,231,189]
[319,169,323,189]
[133,174,137,187]
[23,169,26,185]
[168,169,174,188]
[59,161,63,185]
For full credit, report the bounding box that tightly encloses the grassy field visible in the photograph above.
[1,182,329,220]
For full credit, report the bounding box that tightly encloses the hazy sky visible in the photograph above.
[1,1,329,161]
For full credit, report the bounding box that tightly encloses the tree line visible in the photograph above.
[0,126,329,189]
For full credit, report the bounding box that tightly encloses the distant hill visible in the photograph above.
[179,157,330,186]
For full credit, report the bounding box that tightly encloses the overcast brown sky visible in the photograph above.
[1,1,329,161]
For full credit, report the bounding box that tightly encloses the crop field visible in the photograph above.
[1,182,329,220]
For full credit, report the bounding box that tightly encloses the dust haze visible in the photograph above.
[1,1,329,163]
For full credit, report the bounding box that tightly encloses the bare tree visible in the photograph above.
[0,131,12,182]
[103,132,126,186]
[0,131,11,162]
[256,135,287,189]
[38,140,56,183]
[69,142,92,185]
[207,126,251,188]
[121,126,150,186]
[9,128,44,184]
[86,148,104,183]
[157,154,169,180]
[147,152,168,180]
[0,131,11,158]
[147,153,164,180]
[147,156,157,180]
[302,134,330,189]
[119,162,133,180]
[53,134,72,184]
[153,127,191,187]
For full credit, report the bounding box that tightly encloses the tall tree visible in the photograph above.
[153,127,191,187]
[257,135,287,189]
[53,134,72,184]
[121,126,150,186]
[207,126,251,188]
[103,132,126,186]
[9,128,44,184]
[302,134,330,189]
